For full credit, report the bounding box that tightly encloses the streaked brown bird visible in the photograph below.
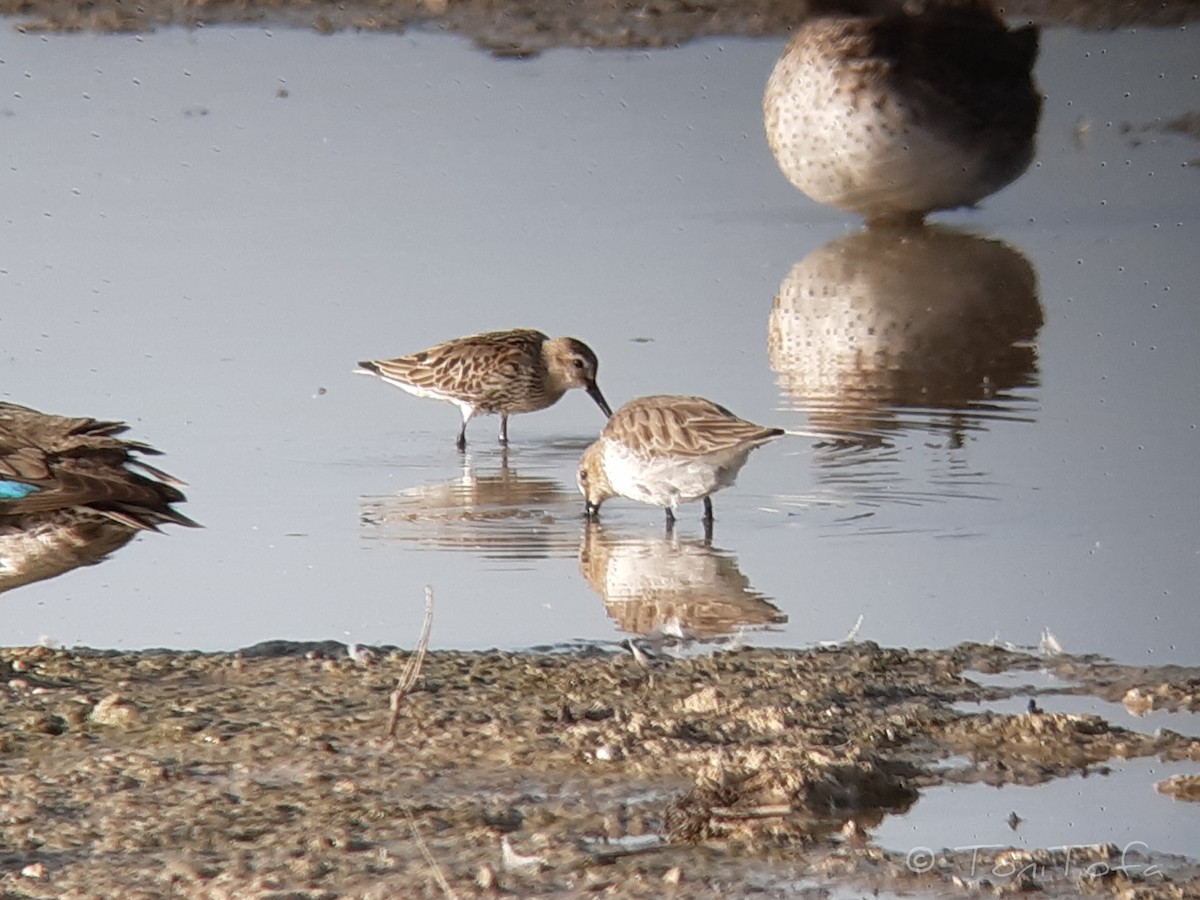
[356,328,612,450]
[577,395,783,534]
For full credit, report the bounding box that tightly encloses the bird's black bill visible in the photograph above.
[587,383,613,418]
[585,502,601,519]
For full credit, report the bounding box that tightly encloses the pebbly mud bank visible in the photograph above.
[2,0,1200,57]
[1,640,1198,897]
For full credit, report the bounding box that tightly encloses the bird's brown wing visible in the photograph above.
[606,395,782,459]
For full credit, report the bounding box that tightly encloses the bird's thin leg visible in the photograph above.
[702,515,713,545]
[664,507,676,536]
[702,496,714,523]
[456,412,471,452]
[499,413,509,446]
[457,407,475,453]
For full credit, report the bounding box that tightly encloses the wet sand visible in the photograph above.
[2,640,1198,897]
[3,0,1200,56]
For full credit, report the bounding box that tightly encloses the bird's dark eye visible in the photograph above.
[573,359,586,370]
[578,469,588,483]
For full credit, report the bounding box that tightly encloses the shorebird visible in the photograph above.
[356,328,612,450]
[763,0,1042,224]
[577,395,783,534]
[0,401,198,593]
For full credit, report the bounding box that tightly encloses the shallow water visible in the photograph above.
[875,755,1200,864]
[0,24,1197,664]
[963,669,1200,733]
[960,691,1200,735]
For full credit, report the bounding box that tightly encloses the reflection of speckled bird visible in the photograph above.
[0,402,198,594]
[356,329,612,450]
[764,0,1041,223]
[578,395,783,532]
[768,224,1042,437]
[578,522,786,639]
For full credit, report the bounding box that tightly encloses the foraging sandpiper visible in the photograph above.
[577,395,783,533]
[356,328,612,450]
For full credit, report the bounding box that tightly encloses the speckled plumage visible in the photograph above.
[356,328,612,450]
[0,402,198,594]
[763,0,1041,223]
[577,395,783,531]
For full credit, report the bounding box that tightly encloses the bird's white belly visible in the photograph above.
[383,380,477,419]
[602,441,745,509]
[765,53,1001,217]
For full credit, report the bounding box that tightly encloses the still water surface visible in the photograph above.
[0,23,1196,664]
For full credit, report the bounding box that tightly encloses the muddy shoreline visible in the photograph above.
[3,0,1200,57]
[2,640,1197,897]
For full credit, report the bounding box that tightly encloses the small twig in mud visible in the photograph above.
[624,638,655,689]
[578,835,665,863]
[711,804,792,820]
[387,585,435,739]
[406,808,456,899]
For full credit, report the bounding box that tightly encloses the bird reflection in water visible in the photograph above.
[764,0,1041,224]
[769,224,1043,445]
[0,402,198,595]
[360,450,580,560]
[578,521,786,642]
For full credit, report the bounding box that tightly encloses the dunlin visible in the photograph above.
[577,395,783,533]
[356,328,612,450]
[763,0,1041,223]
[1,401,198,593]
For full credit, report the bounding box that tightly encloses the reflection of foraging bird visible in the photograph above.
[356,328,612,451]
[359,453,579,560]
[578,521,787,639]
[763,0,1041,224]
[577,395,783,534]
[0,402,198,593]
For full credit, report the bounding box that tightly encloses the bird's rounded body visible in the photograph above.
[578,395,782,527]
[763,0,1041,223]
[356,328,611,449]
[597,437,754,510]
